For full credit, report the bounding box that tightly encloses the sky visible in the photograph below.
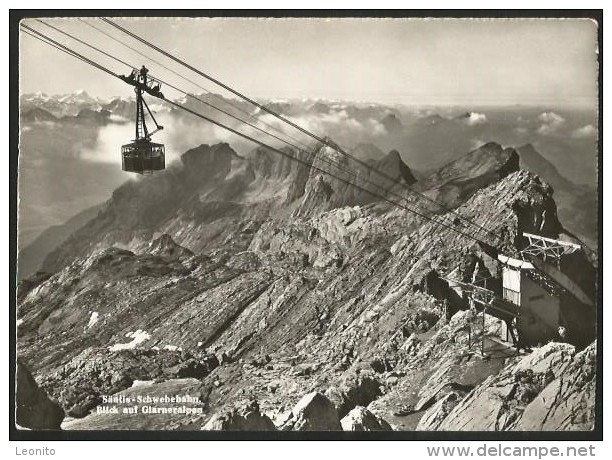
[19,17,599,107]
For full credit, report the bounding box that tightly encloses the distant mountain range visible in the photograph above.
[20,90,107,117]
[17,92,598,278]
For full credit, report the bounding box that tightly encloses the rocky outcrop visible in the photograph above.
[512,342,596,431]
[280,392,342,431]
[36,348,218,418]
[293,175,335,218]
[148,233,194,261]
[416,392,462,431]
[425,342,595,431]
[373,150,417,187]
[341,406,392,431]
[16,361,64,430]
[415,142,520,209]
[325,372,382,418]
[202,400,276,431]
[16,271,52,304]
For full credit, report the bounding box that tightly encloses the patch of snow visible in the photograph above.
[16,319,23,327]
[86,312,99,330]
[163,345,181,351]
[131,380,155,388]
[108,329,151,352]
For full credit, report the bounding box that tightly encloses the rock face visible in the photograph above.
[513,342,596,431]
[416,392,462,431]
[61,378,207,431]
[38,348,218,419]
[17,140,597,431]
[16,361,64,430]
[280,392,342,431]
[202,400,276,431]
[325,373,382,418]
[423,342,596,431]
[414,142,520,209]
[341,406,392,431]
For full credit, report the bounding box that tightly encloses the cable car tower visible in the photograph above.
[120,65,165,174]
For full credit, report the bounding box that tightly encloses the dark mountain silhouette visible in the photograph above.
[380,113,403,134]
[517,143,597,247]
[20,107,58,123]
[18,204,104,279]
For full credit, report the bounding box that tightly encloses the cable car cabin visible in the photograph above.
[121,140,165,174]
[120,65,166,174]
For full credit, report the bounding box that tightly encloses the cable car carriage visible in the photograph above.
[120,66,166,174]
[121,140,165,174]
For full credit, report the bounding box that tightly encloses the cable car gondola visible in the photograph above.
[120,65,165,174]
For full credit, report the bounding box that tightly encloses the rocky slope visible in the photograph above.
[39,141,420,274]
[16,140,597,431]
[417,341,596,431]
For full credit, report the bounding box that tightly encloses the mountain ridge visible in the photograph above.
[17,159,595,430]
[38,141,518,275]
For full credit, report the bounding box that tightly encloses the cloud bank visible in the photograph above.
[571,124,597,139]
[537,111,566,135]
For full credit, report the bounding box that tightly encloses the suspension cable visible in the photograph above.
[20,23,495,247]
[31,20,454,216]
[164,97,494,245]
[23,25,383,210]
[34,20,320,158]
[100,16,500,243]
[78,18,315,154]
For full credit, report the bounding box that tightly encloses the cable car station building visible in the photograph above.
[497,234,595,349]
[445,233,596,352]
